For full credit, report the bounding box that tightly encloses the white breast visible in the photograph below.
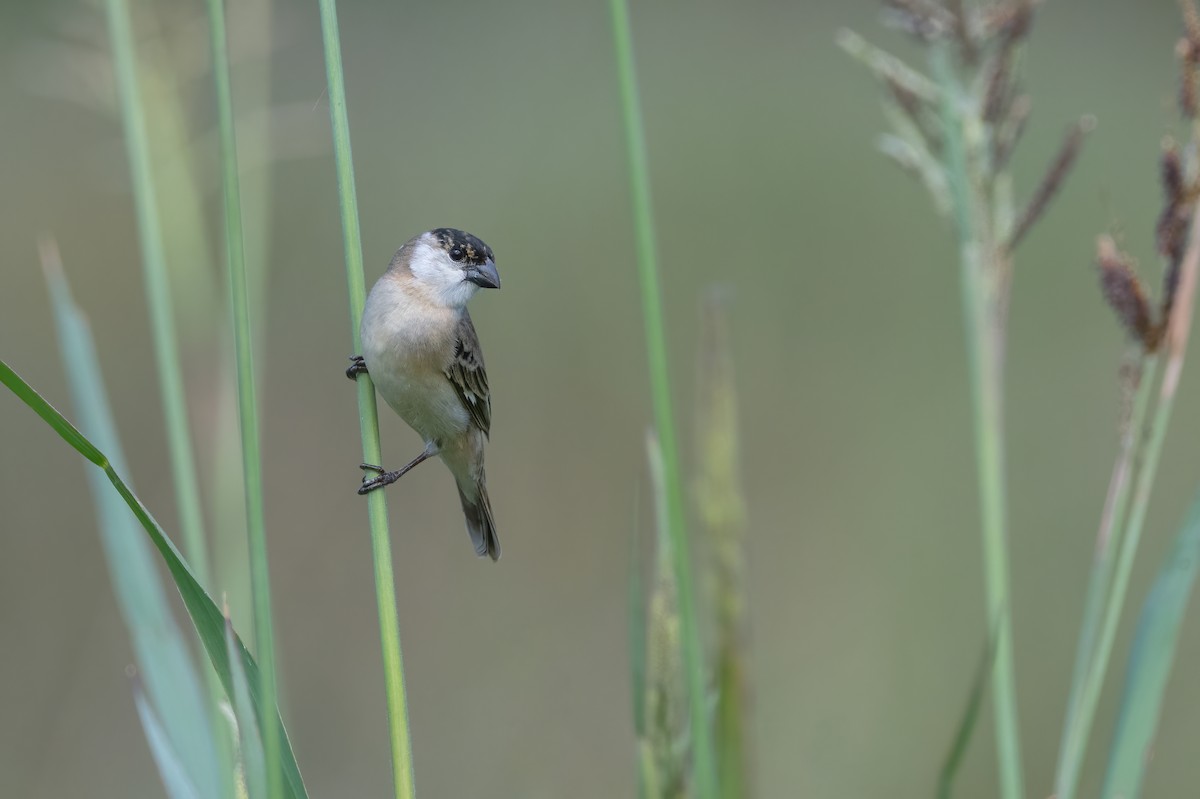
[360,275,470,444]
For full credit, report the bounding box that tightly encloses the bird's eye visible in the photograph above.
[449,245,465,262]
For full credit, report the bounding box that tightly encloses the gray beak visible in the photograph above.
[464,258,501,289]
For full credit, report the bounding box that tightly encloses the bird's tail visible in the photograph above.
[457,478,500,561]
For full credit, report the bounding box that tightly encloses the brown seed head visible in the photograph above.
[1007,117,1093,252]
[983,41,1016,124]
[1162,139,1185,202]
[1157,205,1189,267]
[1179,38,1200,117]
[884,72,941,150]
[1097,235,1159,351]
[993,94,1032,170]
[976,0,1034,45]
[882,0,955,41]
[944,0,977,63]
[1183,0,1200,57]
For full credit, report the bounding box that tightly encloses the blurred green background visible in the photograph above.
[2,0,1199,796]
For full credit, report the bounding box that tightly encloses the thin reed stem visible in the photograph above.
[1054,357,1157,799]
[609,1,717,797]
[1055,117,1200,788]
[105,4,235,790]
[103,0,211,587]
[206,1,283,797]
[931,45,1024,799]
[317,2,415,797]
[1060,196,1200,798]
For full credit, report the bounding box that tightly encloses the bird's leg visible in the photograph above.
[346,355,368,380]
[358,442,438,495]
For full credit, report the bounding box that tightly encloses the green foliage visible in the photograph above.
[937,629,996,799]
[205,1,284,796]
[0,359,310,799]
[609,1,718,796]
[641,434,688,799]
[227,614,269,799]
[695,294,752,799]
[103,0,211,587]
[1055,22,1200,795]
[847,5,1200,797]
[43,250,227,799]
[133,684,203,799]
[1101,487,1200,798]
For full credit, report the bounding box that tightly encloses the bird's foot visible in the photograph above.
[346,355,368,380]
[356,447,436,495]
[358,463,401,494]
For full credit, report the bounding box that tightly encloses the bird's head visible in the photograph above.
[398,228,500,308]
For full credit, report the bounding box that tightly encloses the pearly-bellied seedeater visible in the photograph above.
[346,228,501,561]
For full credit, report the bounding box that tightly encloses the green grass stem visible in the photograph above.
[609,2,717,797]
[104,0,211,588]
[931,46,1024,799]
[316,2,415,796]
[629,493,647,741]
[1053,356,1158,799]
[1063,359,1183,797]
[1058,190,1200,797]
[937,627,997,799]
[206,1,284,796]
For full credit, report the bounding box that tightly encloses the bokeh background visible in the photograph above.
[2,0,1199,796]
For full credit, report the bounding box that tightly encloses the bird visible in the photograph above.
[347,228,501,560]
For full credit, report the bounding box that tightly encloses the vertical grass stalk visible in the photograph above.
[206,1,284,796]
[1059,193,1200,798]
[211,2,276,637]
[317,2,416,796]
[609,1,718,796]
[931,46,1024,799]
[104,0,211,587]
[1053,356,1158,798]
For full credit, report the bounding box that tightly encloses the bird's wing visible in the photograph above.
[445,311,491,436]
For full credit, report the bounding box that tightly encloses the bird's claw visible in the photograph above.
[358,463,398,495]
[346,355,368,380]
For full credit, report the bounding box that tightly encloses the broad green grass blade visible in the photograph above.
[317,1,416,797]
[1100,488,1200,799]
[937,630,996,799]
[205,2,284,797]
[133,683,202,799]
[227,615,268,799]
[0,360,309,799]
[42,248,224,799]
[610,2,716,795]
